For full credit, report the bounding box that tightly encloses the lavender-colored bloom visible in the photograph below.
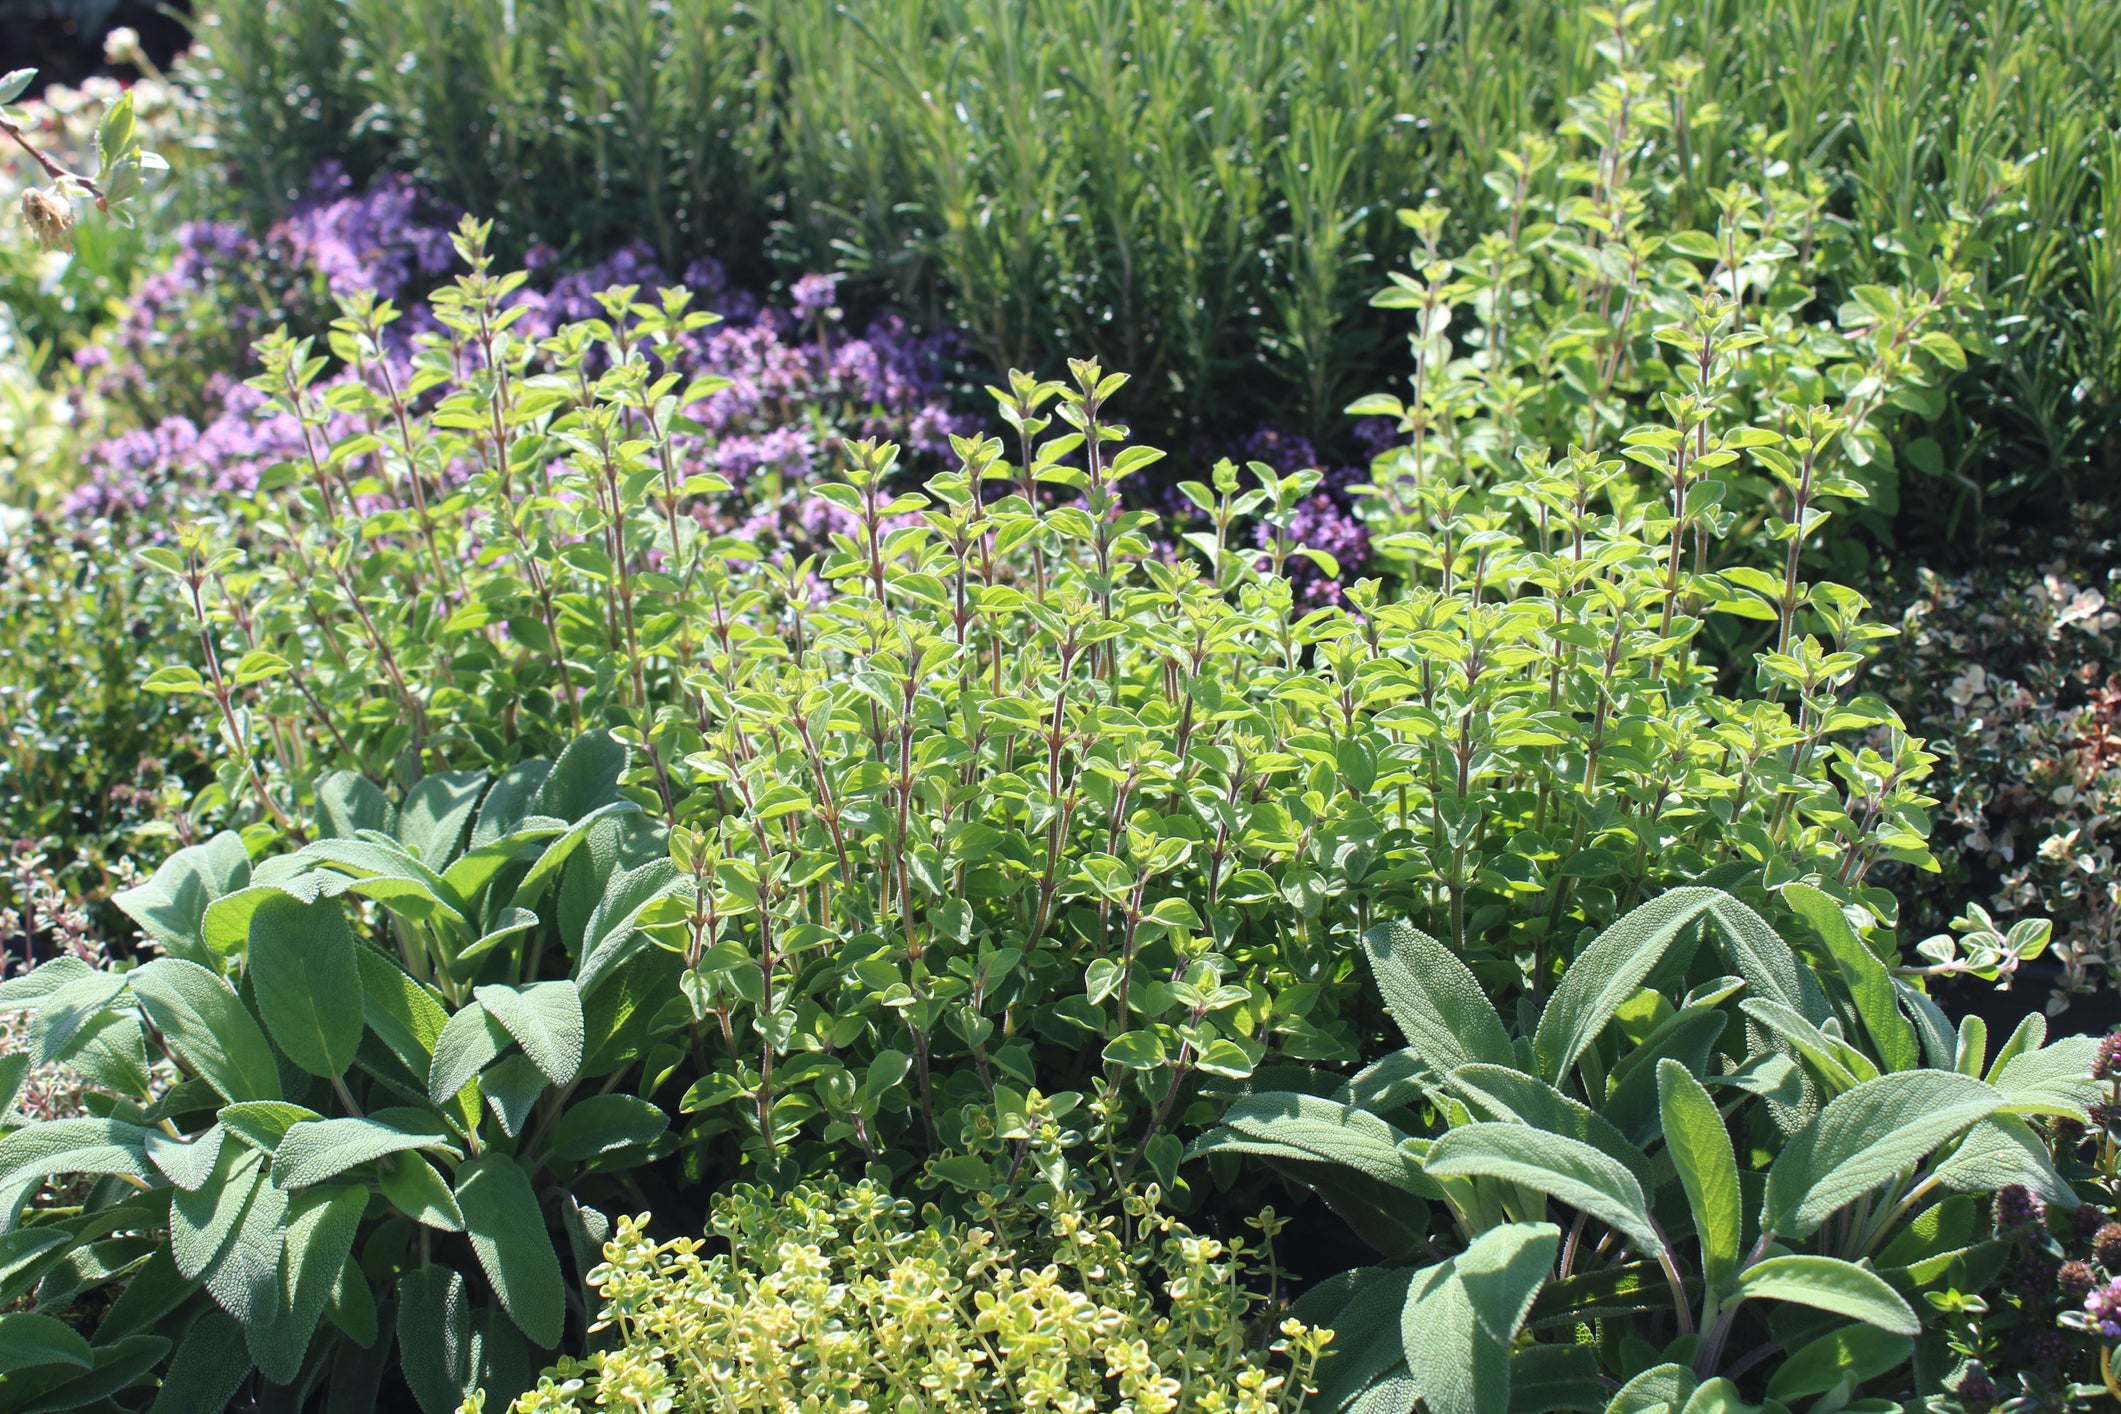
[2096,1030,2121,1080]
[2088,1278,2121,1339]
[276,163,456,302]
[791,273,841,315]
[67,167,967,561]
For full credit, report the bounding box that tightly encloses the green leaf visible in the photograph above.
[0,1052,26,1116]
[356,946,449,1076]
[1993,1034,2100,1121]
[455,1153,564,1348]
[127,958,282,1103]
[510,800,642,912]
[1197,1092,1437,1196]
[396,769,488,867]
[1674,1378,1751,1414]
[246,892,365,1079]
[18,1334,171,1414]
[1761,1072,2002,1238]
[428,1001,512,1106]
[1102,1028,1167,1069]
[315,771,397,842]
[206,1163,289,1327]
[286,838,467,928]
[1425,1124,1662,1256]
[1782,884,1918,1072]
[473,981,584,1088]
[574,859,687,995]
[546,1094,669,1162]
[1738,998,1867,1093]
[1510,1344,1604,1414]
[29,971,128,1066]
[220,1102,323,1155]
[327,1254,380,1348]
[1731,1255,1918,1334]
[0,1116,154,1191]
[172,1145,262,1280]
[247,1184,367,1383]
[1401,1223,1560,1414]
[0,956,91,1011]
[470,758,554,848]
[1360,921,1512,1071]
[396,1264,476,1414]
[1702,893,1829,1024]
[380,1151,465,1232]
[1765,1323,1913,1402]
[272,1116,460,1190]
[0,1312,92,1375]
[1657,1060,1741,1293]
[0,1229,74,1307]
[1445,1064,1653,1195]
[91,1249,196,1345]
[146,1310,250,1414]
[1300,1266,1417,1412]
[1933,1114,2074,1207]
[1536,889,1721,1084]
[110,832,252,965]
[480,1054,548,1137]
[1605,1364,1697,1414]
[535,732,630,821]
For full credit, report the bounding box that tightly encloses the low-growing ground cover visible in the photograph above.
[0,10,2117,1414]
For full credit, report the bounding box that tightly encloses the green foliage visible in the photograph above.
[0,741,685,1412]
[0,518,204,925]
[1348,47,1978,570]
[475,1177,1330,1414]
[189,0,2121,518]
[1193,888,2099,1409]
[96,200,1969,1208]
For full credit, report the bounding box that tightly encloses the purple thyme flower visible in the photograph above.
[2096,1030,2121,1081]
[1996,1184,2045,1238]
[791,272,841,315]
[2087,1278,2121,1339]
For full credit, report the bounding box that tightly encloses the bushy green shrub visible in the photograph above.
[0,736,689,1412]
[188,0,2121,524]
[0,516,206,920]
[0,159,2089,1414]
[477,1177,1328,1414]
[116,211,1955,1183]
[1193,887,2101,1410]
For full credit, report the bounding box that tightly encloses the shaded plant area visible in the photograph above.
[1868,506,2121,1023]
[0,0,191,93]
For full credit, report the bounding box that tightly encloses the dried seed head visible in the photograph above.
[20,187,75,253]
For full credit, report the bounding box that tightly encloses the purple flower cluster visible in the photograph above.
[277,163,457,303]
[2095,1029,2121,1080]
[1175,427,1374,605]
[1995,1183,2045,1237]
[66,173,968,539]
[2087,1277,2121,1340]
